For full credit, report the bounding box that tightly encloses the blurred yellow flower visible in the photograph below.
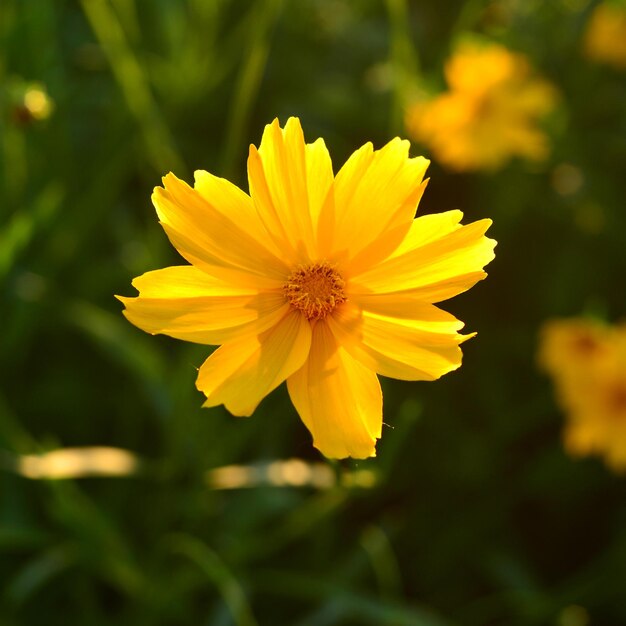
[406,42,557,172]
[23,85,54,120]
[539,318,610,384]
[539,318,626,471]
[10,81,54,125]
[584,2,626,69]
[118,118,496,459]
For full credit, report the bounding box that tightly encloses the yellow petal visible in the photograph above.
[328,301,472,381]
[349,292,466,328]
[196,310,312,416]
[287,321,382,459]
[350,216,495,302]
[118,265,288,344]
[388,210,464,256]
[158,221,282,290]
[305,137,334,229]
[193,169,283,259]
[153,172,289,285]
[375,272,489,304]
[347,179,429,275]
[129,265,257,298]
[319,138,429,267]
[249,118,330,262]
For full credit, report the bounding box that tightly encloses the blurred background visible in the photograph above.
[2,0,626,624]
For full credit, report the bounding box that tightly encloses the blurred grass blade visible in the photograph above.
[0,525,50,552]
[110,0,141,43]
[167,533,258,626]
[379,397,422,479]
[65,300,170,415]
[258,569,456,626]
[45,147,132,275]
[0,183,64,280]
[79,0,185,174]
[4,544,76,606]
[385,0,421,133]
[220,0,285,177]
[1,124,27,207]
[50,481,145,596]
[239,490,348,561]
[360,525,403,601]
[449,0,489,40]
[0,391,37,453]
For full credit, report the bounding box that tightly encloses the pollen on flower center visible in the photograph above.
[283,262,347,320]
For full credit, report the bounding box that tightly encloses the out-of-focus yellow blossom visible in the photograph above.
[11,82,54,124]
[539,318,610,383]
[405,42,557,172]
[119,117,496,459]
[539,318,626,472]
[584,2,626,70]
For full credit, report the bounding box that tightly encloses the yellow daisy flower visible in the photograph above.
[405,42,557,172]
[538,317,611,388]
[539,318,626,472]
[583,2,626,70]
[118,118,496,459]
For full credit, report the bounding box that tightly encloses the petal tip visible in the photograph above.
[248,144,261,160]
[193,169,209,184]
[460,331,477,344]
[161,172,179,186]
[268,118,282,132]
[285,116,302,129]
[224,403,257,418]
[313,438,378,460]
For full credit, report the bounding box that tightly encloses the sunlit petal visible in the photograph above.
[197,310,312,415]
[248,118,333,262]
[154,172,289,283]
[350,217,495,301]
[319,138,429,267]
[329,301,471,381]
[287,321,382,459]
[118,266,288,344]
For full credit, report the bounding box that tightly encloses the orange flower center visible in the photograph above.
[571,331,600,355]
[284,262,346,320]
[606,382,626,417]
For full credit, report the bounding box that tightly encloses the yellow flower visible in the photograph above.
[538,318,611,387]
[539,318,626,472]
[23,85,53,120]
[9,81,54,125]
[584,2,626,70]
[118,118,496,459]
[405,42,557,172]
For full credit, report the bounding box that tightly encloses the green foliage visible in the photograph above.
[1,0,625,624]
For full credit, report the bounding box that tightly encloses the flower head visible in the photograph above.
[584,2,626,70]
[539,318,626,472]
[405,42,557,172]
[9,80,54,126]
[118,118,496,458]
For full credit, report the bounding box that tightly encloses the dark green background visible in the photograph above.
[2,1,625,624]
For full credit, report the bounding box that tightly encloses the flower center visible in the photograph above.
[284,262,346,320]
[606,382,626,417]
